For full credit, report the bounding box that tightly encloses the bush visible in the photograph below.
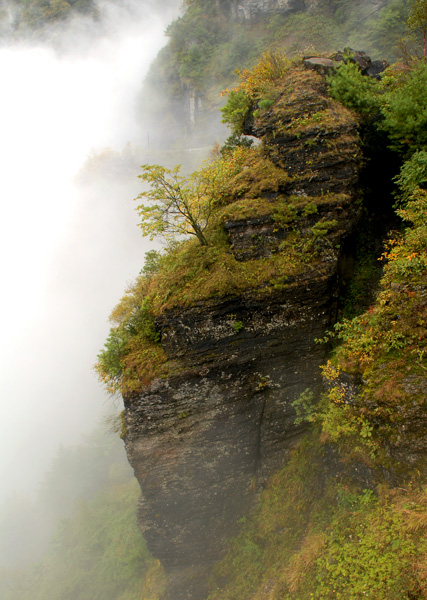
[381,62,427,153]
[327,60,381,116]
[394,150,427,204]
[221,52,291,133]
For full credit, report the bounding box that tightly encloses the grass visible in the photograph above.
[207,430,427,600]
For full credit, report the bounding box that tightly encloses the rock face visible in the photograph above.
[229,0,304,22]
[125,283,336,599]
[124,64,363,600]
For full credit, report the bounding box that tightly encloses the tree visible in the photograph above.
[407,0,427,57]
[135,164,214,246]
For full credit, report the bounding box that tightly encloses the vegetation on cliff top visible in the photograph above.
[96,55,361,396]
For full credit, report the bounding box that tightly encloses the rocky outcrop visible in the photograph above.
[125,281,336,599]
[124,64,363,600]
[227,0,384,23]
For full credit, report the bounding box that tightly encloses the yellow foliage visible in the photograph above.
[110,277,149,325]
[285,532,326,593]
[141,559,167,600]
[224,51,292,102]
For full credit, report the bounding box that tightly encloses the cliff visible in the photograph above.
[202,54,427,600]
[122,60,365,600]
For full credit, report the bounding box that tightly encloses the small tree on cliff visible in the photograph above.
[135,164,214,246]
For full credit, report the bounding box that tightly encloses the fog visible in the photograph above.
[0,0,180,506]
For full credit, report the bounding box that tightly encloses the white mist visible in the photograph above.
[0,3,179,503]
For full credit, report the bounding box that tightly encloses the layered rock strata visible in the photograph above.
[124,64,363,600]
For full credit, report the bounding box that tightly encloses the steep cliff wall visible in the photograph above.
[125,286,334,599]
[123,62,364,600]
[229,0,305,22]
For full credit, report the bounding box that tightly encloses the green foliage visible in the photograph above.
[407,0,427,56]
[310,218,339,240]
[394,149,427,203]
[319,362,378,458]
[232,320,243,333]
[327,60,381,116]
[135,150,253,247]
[329,57,427,161]
[208,431,427,600]
[140,249,162,280]
[220,89,252,134]
[95,287,164,395]
[381,62,427,153]
[135,164,213,246]
[0,480,150,600]
[315,188,427,465]
[292,388,316,425]
[97,329,128,384]
[221,52,291,134]
[165,1,226,88]
[313,492,421,600]
[219,132,253,157]
[351,0,409,60]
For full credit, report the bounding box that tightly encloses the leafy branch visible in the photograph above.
[135,164,215,246]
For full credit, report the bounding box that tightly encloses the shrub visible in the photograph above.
[381,62,427,153]
[221,52,291,133]
[327,60,381,116]
[394,150,427,204]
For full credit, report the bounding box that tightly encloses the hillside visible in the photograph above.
[137,0,411,148]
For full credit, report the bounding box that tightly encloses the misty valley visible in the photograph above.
[1,1,427,599]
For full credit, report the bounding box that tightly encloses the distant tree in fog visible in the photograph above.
[407,0,427,56]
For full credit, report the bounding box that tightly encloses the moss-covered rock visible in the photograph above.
[109,57,368,600]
